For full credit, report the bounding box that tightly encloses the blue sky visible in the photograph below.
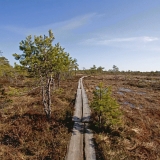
[0,0,160,71]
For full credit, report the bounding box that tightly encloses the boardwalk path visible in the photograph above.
[66,77,96,160]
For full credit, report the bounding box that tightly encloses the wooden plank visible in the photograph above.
[66,76,96,160]
[72,89,82,122]
[78,79,81,89]
[65,122,84,160]
[82,99,91,123]
[76,88,81,95]
[80,82,83,90]
[81,86,91,123]
[84,123,96,160]
[81,76,96,159]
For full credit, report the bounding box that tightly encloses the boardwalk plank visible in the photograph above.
[66,122,84,160]
[72,89,82,122]
[66,77,96,160]
[85,123,96,160]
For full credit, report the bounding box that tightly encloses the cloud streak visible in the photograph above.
[62,13,97,30]
[0,13,98,36]
[82,36,159,45]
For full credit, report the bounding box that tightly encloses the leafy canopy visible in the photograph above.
[13,30,75,78]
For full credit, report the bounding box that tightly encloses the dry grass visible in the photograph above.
[84,74,160,160]
[0,76,79,160]
[1,74,159,159]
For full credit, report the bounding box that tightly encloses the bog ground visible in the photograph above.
[0,74,160,160]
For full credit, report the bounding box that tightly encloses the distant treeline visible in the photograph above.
[77,65,160,76]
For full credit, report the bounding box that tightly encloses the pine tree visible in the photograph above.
[13,30,77,119]
[91,82,122,129]
[90,65,97,75]
[97,66,104,74]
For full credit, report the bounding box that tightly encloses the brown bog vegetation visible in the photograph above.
[83,74,160,160]
[0,73,160,160]
[0,76,80,160]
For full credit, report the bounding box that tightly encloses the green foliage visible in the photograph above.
[12,30,78,118]
[13,63,28,77]
[89,65,105,75]
[7,86,20,96]
[69,58,79,76]
[0,55,28,86]
[91,82,122,128]
[0,56,13,77]
[112,65,119,72]
[90,65,97,75]
[97,66,104,74]
[53,88,64,95]
[13,30,77,79]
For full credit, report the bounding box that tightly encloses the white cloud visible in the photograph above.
[81,36,159,45]
[142,36,159,42]
[0,13,98,36]
[62,13,97,30]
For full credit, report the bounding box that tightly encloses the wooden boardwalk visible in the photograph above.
[66,77,96,160]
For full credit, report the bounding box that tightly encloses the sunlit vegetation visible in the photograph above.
[91,82,122,129]
[0,30,79,159]
[13,30,78,118]
[0,56,79,159]
[0,33,160,159]
[83,75,160,159]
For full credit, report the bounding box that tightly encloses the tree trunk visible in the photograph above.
[98,112,102,131]
[42,76,52,119]
[57,72,60,88]
[75,67,76,76]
